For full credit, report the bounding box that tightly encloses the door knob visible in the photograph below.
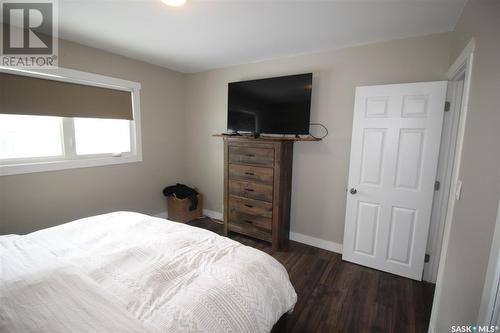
[349,188,357,195]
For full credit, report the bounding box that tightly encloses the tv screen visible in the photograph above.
[227,73,312,135]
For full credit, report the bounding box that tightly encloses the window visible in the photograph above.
[0,114,63,160]
[0,67,142,176]
[74,118,131,155]
[0,114,132,159]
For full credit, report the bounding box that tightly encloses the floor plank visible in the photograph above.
[188,217,435,333]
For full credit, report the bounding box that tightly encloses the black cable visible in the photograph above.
[309,122,329,139]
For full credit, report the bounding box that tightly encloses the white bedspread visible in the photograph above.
[0,212,297,333]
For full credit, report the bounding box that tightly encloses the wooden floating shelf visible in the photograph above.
[212,134,322,142]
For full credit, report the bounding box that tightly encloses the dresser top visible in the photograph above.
[213,134,321,142]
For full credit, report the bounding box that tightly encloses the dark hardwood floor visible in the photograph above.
[188,217,435,333]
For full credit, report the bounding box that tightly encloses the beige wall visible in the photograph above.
[183,33,452,245]
[0,40,186,234]
[431,0,500,331]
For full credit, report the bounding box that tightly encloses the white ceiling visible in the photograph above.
[58,0,467,73]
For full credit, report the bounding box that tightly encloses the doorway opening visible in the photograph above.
[424,74,465,283]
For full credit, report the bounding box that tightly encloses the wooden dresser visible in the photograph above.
[223,137,294,250]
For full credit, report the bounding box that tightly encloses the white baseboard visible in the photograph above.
[154,209,223,221]
[154,211,343,254]
[203,209,223,220]
[289,232,343,254]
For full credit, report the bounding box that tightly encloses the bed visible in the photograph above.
[0,211,297,333]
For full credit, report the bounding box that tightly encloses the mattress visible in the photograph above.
[0,211,297,333]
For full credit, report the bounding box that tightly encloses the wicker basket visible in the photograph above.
[167,194,203,223]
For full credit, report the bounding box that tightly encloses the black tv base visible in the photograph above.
[221,132,242,137]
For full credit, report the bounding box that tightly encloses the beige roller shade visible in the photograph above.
[0,72,133,120]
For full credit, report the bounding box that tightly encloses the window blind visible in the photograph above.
[0,72,133,120]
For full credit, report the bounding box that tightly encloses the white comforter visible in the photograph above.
[0,212,297,333]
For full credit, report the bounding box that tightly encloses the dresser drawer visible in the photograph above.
[228,146,274,167]
[228,195,272,219]
[229,210,272,231]
[228,222,272,243]
[228,164,274,185]
[228,180,273,202]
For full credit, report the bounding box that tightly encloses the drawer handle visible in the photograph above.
[244,219,253,224]
[244,172,254,176]
[244,188,254,192]
[244,204,254,208]
[246,154,255,157]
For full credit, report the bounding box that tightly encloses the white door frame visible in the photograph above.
[423,75,464,283]
[478,201,500,325]
[428,38,476,332]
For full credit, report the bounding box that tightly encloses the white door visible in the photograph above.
[342,81,447,280]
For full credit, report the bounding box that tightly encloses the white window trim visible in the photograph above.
[0,66,142,176]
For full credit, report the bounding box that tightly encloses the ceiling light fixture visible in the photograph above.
[161,0,186,7]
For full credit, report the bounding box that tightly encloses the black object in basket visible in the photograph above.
[162,183,199,211]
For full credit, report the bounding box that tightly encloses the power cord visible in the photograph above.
[309,122,329,140]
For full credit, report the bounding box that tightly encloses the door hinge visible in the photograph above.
[424,254,430,263]
[434,180,440,191]
[444,101,451,112]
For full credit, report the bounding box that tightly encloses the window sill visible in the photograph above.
[0,154,142,176]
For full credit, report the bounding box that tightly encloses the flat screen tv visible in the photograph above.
[227,73,312,135]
